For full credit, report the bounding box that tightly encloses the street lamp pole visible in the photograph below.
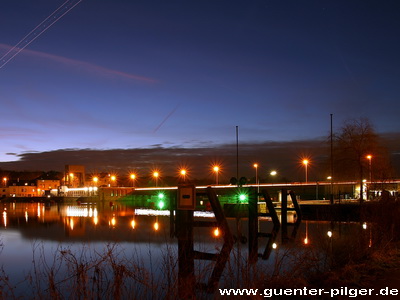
[253,163,259,194]
[130,174,136,187]
[153,171,159,187]
[366,155,372,183]
[366,155,372,200]
[302,159,309,183]
[180,169,187,182]
[213,166,219,185]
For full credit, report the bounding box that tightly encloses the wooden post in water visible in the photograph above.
[170,190,175,238]
[176,184,196,299]
[281,188,288,243]
[176,209,195,299]
[248,187,258,264]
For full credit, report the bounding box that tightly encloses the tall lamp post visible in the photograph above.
[180,169,187,182]
[213,166,219,185]
[366,155,372,183]
[366,155,372,200]
[302,159,309,183]
[153,171,159,187]
[69,173,74,187]
[110,175,117,187]
[130,174,136,187]
[253,163,259,194]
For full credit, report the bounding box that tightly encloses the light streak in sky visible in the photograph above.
[0,0,83,69]
[153,103,180,133]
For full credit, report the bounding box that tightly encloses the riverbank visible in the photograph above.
[315,244,400,299]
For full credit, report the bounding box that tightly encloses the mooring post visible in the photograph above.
[248,187,258,264]
[170,190,175,238]
[289,190,302,221]
[176,209,195,299]
[176,185,196,299]
[281,188,288,243]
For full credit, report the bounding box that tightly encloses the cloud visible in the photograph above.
[0,43,158,83]
[1,135,399,180]
[0,139,331,181]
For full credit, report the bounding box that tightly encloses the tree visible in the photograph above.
[333,118,391,202]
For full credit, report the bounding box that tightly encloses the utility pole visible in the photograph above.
[330,114,334,205]
[236,126,239,186]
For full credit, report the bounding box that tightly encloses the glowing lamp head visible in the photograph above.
[302,159,309,166]
[213,166,219,172]
[239,194,247,202]
[130,174,136,180]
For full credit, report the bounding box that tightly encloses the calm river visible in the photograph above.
[0,201,370,299]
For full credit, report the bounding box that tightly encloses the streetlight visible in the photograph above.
[93,176,98,186]
[302,159,309,183]
[3,177,7,187]
[130,173,137,187]
[253,163,259,193]
[110,175,117,187]
[366,155,372,183]
[180,169,187,182]
[153,171,159,187]
[69,173,74,187]
[213,166,219,185]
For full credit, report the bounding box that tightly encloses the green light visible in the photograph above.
[157,200,165,209]
[157,193,165,209]
[239,194,247,201]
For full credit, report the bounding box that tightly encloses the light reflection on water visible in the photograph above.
[0,202,371,298]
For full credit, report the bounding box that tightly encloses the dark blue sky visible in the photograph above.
[1,0,400,163]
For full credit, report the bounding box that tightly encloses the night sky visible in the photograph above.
[1,0,400,178]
